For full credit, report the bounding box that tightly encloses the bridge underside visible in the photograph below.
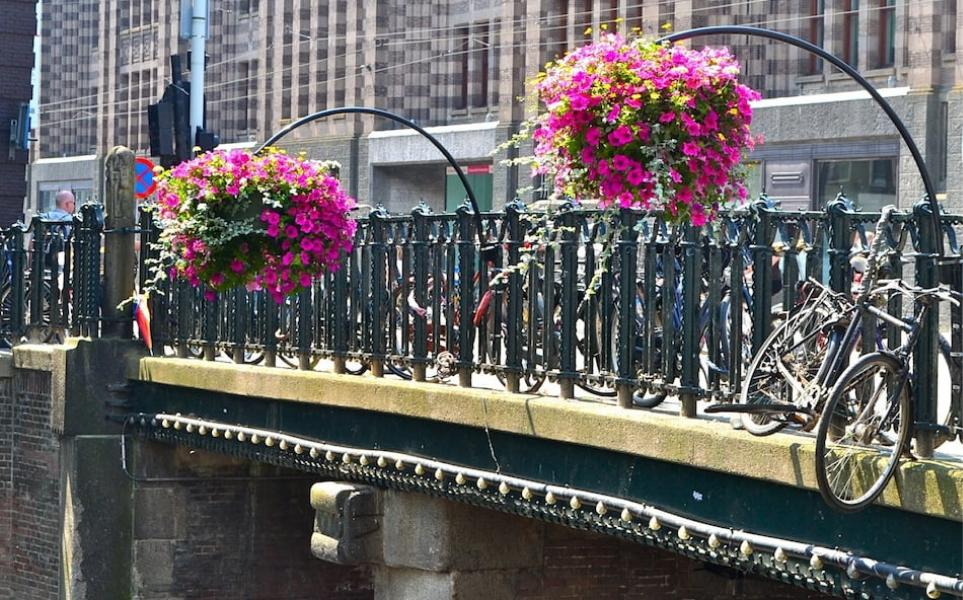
[128,358,963,600]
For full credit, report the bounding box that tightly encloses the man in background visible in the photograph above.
[47,190,76,222]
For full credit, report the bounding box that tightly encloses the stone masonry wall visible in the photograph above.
[131,442,372,600]
[0,369,61,600]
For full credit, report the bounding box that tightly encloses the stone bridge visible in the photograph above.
[0,338,959,600]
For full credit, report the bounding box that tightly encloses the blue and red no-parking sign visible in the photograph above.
[134,157,158,199]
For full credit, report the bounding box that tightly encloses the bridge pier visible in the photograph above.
[310,483,543,600]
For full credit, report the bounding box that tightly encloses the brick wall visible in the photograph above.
[0,378,11,600]
[516,524,830,600]
[132,443,373,600]
[0,369,61,600]
[0,0,35,226]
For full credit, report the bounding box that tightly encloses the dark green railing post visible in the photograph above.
[750,201,776,353]
[202,290,218,361]
[330,257,348,373]
[727,223,747,396]
[9,226,26,342]
[263,293,279,368]
[411,205,431,382]
[781,223,801,312]
[227,288,243,363]
[948,250,962,443]
[913,199,941,458]
[706,222,724,394]
[368,207,388,377]
[296,286,313,370]
[456,203,477,388]
[29,217,45,330]
[558,203,579,399]
[76,204,103,338]
[503,200,525,393]
[679,223,703,418]
[174,282,191,358]
[827,197,854,296]
[70,215,86,338]
[616,209,640,408]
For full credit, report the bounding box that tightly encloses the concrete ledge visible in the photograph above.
[13,343,57,370]
[136,357,963,520]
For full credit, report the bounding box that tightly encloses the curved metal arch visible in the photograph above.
[659,25,942,253]
[255,107,486,245]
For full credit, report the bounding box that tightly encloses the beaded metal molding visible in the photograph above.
[132,412,962,600]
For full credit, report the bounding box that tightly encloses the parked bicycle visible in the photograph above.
[708,206,962,511]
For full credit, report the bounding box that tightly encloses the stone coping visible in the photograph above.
[135,357,962,521]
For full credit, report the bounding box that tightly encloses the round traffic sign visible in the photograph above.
[134,157,158,199]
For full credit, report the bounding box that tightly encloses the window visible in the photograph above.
[659,1,675,33]
[815,158,897,211]
[545,2,568,61]
[948,0,958,53]
[605,0,619,31]
[841,0,859,67]
[805,0,824,75]
[577,0,593,38]
[874,0,895,68]
[38,183,96,212]
[454,27,469,111]
[939,102,948,186]
[471,24,490,108]
[454,23,496,111]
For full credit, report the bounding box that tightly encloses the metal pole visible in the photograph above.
[660,25,942,257]
[189,0,207,142]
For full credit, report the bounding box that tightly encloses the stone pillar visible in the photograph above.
[102,146,137,339]
[311,485,543,600]
[377,491,542,600]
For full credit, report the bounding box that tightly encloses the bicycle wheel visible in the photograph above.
[488,313,546,394]
[574,303,616,397]
[815,352,911,512]
[739,303,833,436]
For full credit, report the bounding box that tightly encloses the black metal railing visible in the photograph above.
[130,197,962,436]
[0,204,103,347]
[0,198,959,440]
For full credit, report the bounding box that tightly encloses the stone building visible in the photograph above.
[29,1,963,217]
[0,0,36,226]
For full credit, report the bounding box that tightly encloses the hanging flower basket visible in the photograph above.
[152,149,357,302]
[529,34,761,225]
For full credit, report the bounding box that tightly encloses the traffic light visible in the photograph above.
[195,129,219,152]
[148,54,219,167]
[148,101,175,163]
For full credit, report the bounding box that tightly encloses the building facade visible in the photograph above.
[0,0,36,226]
[31,0,963,217]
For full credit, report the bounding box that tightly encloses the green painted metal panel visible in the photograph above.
[445,173,492,212]
[131,381,962,582]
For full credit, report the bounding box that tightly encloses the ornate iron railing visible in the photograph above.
[0,204,104,347]
[0,197,959,443]
[128,197,963,440]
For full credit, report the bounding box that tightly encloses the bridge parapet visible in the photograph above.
[130,354,963,600]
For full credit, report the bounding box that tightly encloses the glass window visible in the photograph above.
[38,182,97,213]
[841,0,859,67]
[815,158,897,211]
[805,0,825,75]
[874,0,895,68]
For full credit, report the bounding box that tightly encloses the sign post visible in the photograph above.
[134,157,158,199]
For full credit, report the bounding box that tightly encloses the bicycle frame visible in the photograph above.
[774,281,931,419]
